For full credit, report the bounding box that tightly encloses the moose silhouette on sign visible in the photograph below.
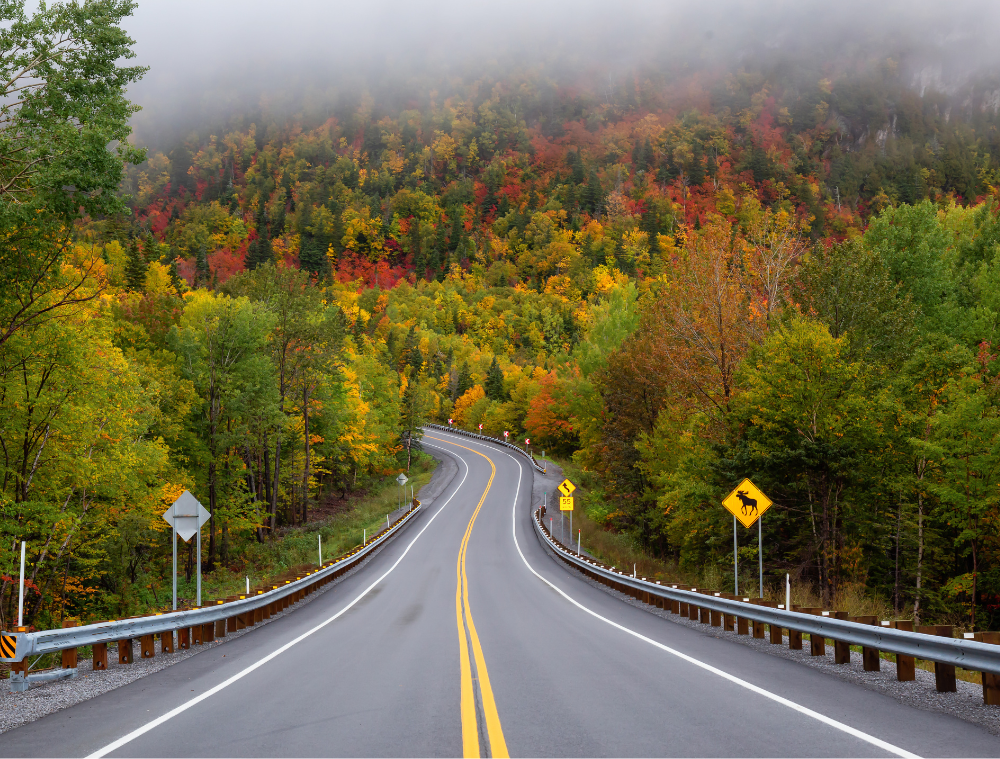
[735,490,758,518]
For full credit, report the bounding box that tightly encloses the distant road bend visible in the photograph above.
[0,429,997,757]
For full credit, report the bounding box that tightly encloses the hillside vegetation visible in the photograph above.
[3,0,1000,632]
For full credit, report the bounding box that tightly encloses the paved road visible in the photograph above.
[1,430,998,757]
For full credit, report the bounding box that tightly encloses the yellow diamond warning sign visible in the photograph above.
[559,496,574,511]
[558,478,576,497]
[723,478,772,528]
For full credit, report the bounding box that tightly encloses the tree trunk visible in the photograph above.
[915,490,924,625]
[893,498,903,615]
[208,459,217,569]
[270,436,281,535]
[263,435,273,538]
[302,384,311,525]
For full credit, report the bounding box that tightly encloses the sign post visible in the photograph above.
[397,473,408,512]
[559,479,576,542]
[722,478,772,598]
[163,491,212,609]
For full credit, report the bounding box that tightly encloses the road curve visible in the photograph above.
[0,430,997,757]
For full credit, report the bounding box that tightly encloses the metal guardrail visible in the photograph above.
[532,507,1000,676]
[2,499,423,669]
[424,424,546,473]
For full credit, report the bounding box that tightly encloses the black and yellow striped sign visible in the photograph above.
[0,633,16,660]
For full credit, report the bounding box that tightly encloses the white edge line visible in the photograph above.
[87,454,471,759]
[434,430,920,759]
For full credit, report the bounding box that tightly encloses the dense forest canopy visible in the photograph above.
[3,0,1000,632]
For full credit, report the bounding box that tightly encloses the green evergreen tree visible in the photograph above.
[299,235,326,279]
[246,202,273,270]
[584,169,603,214]
[453,361,473,401]
[484,357,508,401]
[125,236,146,291]
[195,243,210,288]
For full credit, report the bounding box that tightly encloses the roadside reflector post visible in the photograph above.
[854,616,880,670]
[917,625,956,692]
[118,637,133,665]
[61,619,78,669]
[975,631,1000,704]
[833,611,851,663]
[92,641,108,670]
[889,620,915,679]
[140,633,155,659]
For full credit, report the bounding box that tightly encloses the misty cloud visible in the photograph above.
[122,0,1000,145]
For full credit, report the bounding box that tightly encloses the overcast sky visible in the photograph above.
[118,0,1000,142]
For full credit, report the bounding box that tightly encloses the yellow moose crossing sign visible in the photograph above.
[723,478,772,528]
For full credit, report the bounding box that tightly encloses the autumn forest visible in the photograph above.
[4,0,1000,634]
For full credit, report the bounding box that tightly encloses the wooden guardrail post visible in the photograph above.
[61,619,78,669]
[737,599,750,636]
[92,639,108,670]
[719,594,737,631]
[852,616,879,670]
[215,600,227,638]
[787,608,803,650]
[178,625,191,649]
[973,632,1000,704]
[140,633,155,659]
[918,625,956,692]
[161,626,175,654]
[118,637,133,664]
[802,608,825,655]
[203,620,215,643]
[892,620,915,680]
[750,600,772,638]
[833,611,851,664]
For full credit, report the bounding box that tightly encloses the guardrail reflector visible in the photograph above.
[1,632,16,659]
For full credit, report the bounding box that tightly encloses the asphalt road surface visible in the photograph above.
[1,430,998,757]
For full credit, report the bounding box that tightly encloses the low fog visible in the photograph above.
[121,0,1000,145]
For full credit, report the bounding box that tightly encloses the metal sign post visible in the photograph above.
[759,516,764,598]
[163,491,211,610]
[733,515,738,595]
[722,478,772,598]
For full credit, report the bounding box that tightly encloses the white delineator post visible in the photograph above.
[318,534,323,566]
[786,573,791,611]
[18,541,26,626]
[246,576,249,594]
[577,530,581,555]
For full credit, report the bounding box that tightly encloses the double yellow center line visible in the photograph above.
[429,435,509,759]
